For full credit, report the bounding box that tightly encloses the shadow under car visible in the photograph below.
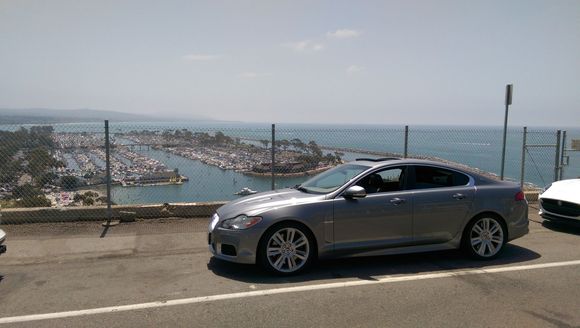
[207,244,541,284]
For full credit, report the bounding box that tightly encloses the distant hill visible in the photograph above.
[0,108,210,124]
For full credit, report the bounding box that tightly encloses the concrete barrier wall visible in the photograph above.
[0,193,540,225]
[0,202,226,224]
[524,191,539,202]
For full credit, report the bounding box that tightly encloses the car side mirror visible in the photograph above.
[343,186,367,199]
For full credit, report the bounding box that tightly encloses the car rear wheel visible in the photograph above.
[463,215,506,260]
[259,223,314,275]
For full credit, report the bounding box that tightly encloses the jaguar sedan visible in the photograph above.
[539,178,580,223]
[208,158,529,275]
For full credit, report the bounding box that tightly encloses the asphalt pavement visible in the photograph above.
[0,204,579,328]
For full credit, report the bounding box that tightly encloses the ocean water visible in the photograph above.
[1,122,579,204]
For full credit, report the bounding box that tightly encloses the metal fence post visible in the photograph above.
[404,125,409,158]
[520,127,527,189]
[105,120,112,223]
[560,131,567,180]
[271,123,275,190]
[500,84,513,180]
[554,130,561,182]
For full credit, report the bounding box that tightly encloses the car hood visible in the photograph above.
[216,188,323,219]
[540,179,580,204]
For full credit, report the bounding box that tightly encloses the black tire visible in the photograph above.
[258,222,316,276]
[462,214,507,260]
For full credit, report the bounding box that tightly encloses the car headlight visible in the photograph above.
[209,213,219,232]
[220,215,262,230]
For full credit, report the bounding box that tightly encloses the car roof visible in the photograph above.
[351,157,451,168]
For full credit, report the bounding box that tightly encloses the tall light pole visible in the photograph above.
[500,84,513,180]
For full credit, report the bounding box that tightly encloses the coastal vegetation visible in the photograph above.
[0,127,63,207]
[124,129,343,175]
[0,126,126,208]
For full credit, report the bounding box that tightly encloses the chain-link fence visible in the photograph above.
[0,122,576,224]
[521,128,559,189]
[560,130,580,181]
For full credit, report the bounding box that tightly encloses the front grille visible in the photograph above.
[541,198,580,217]
[208,233,212,245]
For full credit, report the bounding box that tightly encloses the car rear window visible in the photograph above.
[412,165,470,189]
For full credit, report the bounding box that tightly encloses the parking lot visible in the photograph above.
[1,203,579,328]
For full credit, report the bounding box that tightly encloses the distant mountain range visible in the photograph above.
[0,108,211,124]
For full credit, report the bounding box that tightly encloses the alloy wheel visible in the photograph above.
[266,227,310,273]
[469,217,504,258]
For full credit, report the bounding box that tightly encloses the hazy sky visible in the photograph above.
[1,0,578,126]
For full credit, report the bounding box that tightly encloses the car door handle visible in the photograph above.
[390,198,406,205]
[452,193,466,200]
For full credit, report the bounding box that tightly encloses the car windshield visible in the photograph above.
[298,164,369,194]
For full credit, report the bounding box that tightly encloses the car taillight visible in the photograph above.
[515,191,525,201]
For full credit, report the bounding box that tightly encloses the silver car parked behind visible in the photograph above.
[208,158,529,275]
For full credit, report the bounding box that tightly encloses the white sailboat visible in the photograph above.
[235,187,258,196]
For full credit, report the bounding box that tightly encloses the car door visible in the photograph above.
[409,165,475,244]
[332,166,414,253]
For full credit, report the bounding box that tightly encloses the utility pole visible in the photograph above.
[271,124,275,190]
[500,84,513,180]
[105,120,112,225]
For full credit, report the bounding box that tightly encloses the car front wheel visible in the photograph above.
[259,223,314,275]
[463,216,507,259]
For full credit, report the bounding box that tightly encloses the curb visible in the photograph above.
[0,202,227,224]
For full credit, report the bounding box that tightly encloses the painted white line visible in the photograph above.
[1,259,580,324]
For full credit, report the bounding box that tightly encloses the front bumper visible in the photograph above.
[208,227,262,265]
[539,209,580,222]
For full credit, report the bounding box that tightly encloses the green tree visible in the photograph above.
[307,141,323,159]
[291,138,305,152]
[84,191,99,198]
[82,197,94,206]
[193,132,212,145]
[279,139,290,151]
[214,131,232,145]
[73,193,84,202]
[61,176,80,190]
[162,130,173,140]
[17,195,51,208]
[183,130,193,140]
[26,147,55,179]
[334,152,343,163]
[12,184,41,199]
[0,160,21,184]
[38,172,58,187]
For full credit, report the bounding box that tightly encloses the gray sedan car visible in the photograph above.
[208,158,529,275]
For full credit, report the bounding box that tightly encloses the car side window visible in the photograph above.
[412,166,469,189]
[356,167,405,194]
